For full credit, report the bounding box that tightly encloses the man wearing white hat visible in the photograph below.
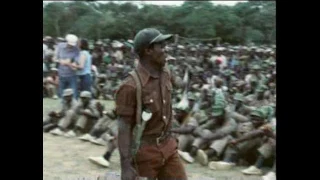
[53,34,80,99]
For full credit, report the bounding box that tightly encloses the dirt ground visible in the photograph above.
[43,99,264,180]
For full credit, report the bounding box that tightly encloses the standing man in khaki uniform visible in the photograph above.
[115,28,187,180]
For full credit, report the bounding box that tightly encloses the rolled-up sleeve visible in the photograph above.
[115,84,136,120]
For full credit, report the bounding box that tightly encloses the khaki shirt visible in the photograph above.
[115,63,173,137]
[73,100,100,119]
[59,99,78,116]
[200,111,237,137]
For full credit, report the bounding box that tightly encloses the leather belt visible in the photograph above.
[141,132,171,146]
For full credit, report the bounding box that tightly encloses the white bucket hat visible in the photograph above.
[65,34,78,46]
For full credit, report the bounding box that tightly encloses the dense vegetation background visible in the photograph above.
[43,1,275,45]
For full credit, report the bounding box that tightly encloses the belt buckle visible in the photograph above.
[156,132,165,146]
[156,137,161,146]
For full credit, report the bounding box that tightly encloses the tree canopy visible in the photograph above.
[43,1,276,45]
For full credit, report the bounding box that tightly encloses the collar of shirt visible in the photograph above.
[136,63,168,87]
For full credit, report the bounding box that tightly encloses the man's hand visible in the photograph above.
[55,111,61,117]
[200,131,218,141]
[60,59,71,66]
[70,63,78,70]
[49,111,56,117]
[192,127,203,137]
[228,139,238,146]
[81,109,92,116]
[121,163,138,180]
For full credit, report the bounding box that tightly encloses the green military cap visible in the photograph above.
[269,83,276,88]
[239,55,249,60]
[133,28,173,53]
[250,76,258,82]
[187,92,196,101]
[224,69,234,76]
[270,103,276,108]
[177,45,185,49]
[250,108,266,119]
[80,91,92,98]
[207,43,213,47]
[195,66,204,72]
[261,105,274,121]
[194,92,201,98]
[203,46,210,51]
[256,85,268,92]
[62,89,73,97]
[103,55,111,64]
[176,89,183,94]
[95,40,103,45]
[234,93,244,102]
[236,80,246,87]
[176,98,190,111]
[57,37,64,41]
[124,42,133,48]
[50,68,58,71]
[231,76,238,81]
[252,64,261,70]
[98,74,107,78]
[89,43,94,49]
[110,73,117,78]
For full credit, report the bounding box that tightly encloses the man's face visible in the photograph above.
[251,81,257,88]
[81,97,90,105]
[213,114,224,123]
[189,100,195,108]
[64,95,72,102]
[175,109,188,122]
[257,91,264,99]
[51,71,57,76]
[251,116,264,128]
[234,100,242,108]
[149,42,167,68]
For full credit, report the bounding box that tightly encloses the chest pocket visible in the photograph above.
[143,91,160,113]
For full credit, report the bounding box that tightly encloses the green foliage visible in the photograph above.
[43,1,275,44]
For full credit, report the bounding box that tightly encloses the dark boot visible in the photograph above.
[43,123,57,132]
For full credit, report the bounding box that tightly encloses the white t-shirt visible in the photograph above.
[43,44,48,59]
[114,50,123,61]
[245,74,253,83]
